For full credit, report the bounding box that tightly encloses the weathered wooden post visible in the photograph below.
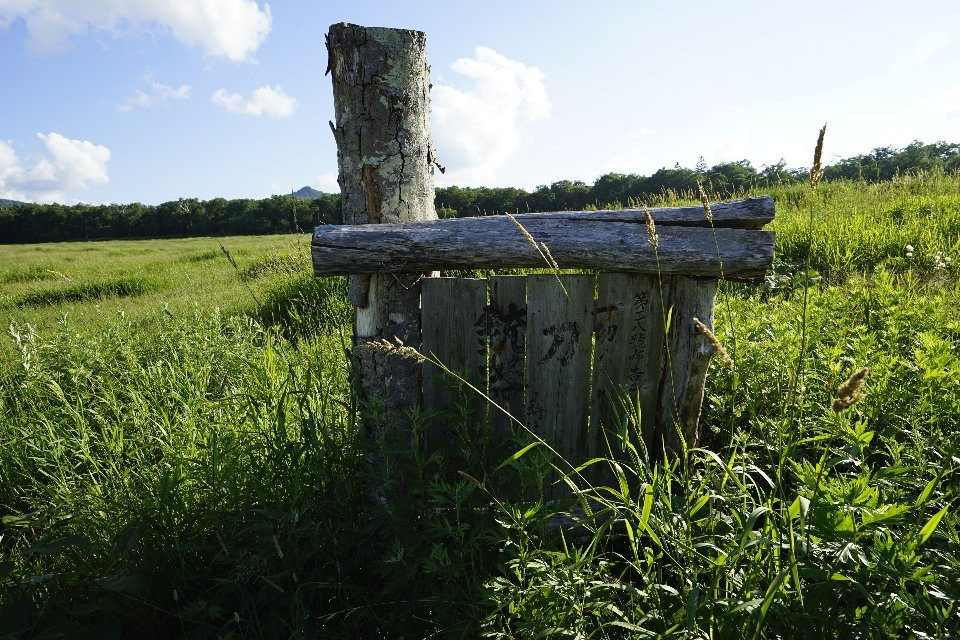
[325,23,438,439]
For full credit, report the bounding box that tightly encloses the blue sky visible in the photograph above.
[1,0,958,205]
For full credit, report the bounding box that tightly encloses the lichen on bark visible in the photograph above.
[326,22,438,435]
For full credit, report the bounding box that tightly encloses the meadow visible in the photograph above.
[1,173,959,638]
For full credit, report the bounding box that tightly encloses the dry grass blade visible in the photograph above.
[505,211,568,296]
[697,181,714,223]
[219,242,263,308]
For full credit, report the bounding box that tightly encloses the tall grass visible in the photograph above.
[1,175,959,637]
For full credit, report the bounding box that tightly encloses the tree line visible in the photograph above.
[0,194,342,244]
[2,140,958,244]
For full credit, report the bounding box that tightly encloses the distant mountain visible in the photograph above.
[291,186,327,199]
[0,198,26,208]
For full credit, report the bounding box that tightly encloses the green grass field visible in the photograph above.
[0,234,308,330]
[1,174,959,638]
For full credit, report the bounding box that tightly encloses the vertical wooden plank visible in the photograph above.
[654,276,718,458]
[590,273,667,473]
[421,277,487,454]
[525,274,595,493]
[488,276,527,443]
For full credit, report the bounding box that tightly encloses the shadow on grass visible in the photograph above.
[17,277,161,307]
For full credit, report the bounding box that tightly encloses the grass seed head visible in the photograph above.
[540,242,560,271]
[833,367,868,412]
[507,212,559,271]
[219,243,239,270]
[357,337,425,362]
[506,212,538,251]
[832,393,864,413]
[811,123,827,190]
[693,316,733,368]
[836,367,867,398]
[697,181,714,224]
[458,470,484,489]
[643,205,658,250]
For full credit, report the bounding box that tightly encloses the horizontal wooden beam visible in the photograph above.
[312,215,775,280]
[498,196,774,230]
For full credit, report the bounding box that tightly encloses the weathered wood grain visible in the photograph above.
[331,196,772,231]
[421,277,487,454]
[313,220,774,280]
[327,23,440,437]
[525,275,595,494]
[590,273,667,477]
[488,276,527,444]
[654,276,718,458]
[533,196,773,229]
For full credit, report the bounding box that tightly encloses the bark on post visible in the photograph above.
[326,23,438,439]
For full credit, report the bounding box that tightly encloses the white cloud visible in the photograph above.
[0,141,21,185]
[312,172,339,193]
[0,0,272,62]
[0,132,111,203]
[118,76,191,112]
[211,84,297,118]
[432,47,551,185]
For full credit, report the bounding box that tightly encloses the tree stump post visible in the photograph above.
[326,23,438,450]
